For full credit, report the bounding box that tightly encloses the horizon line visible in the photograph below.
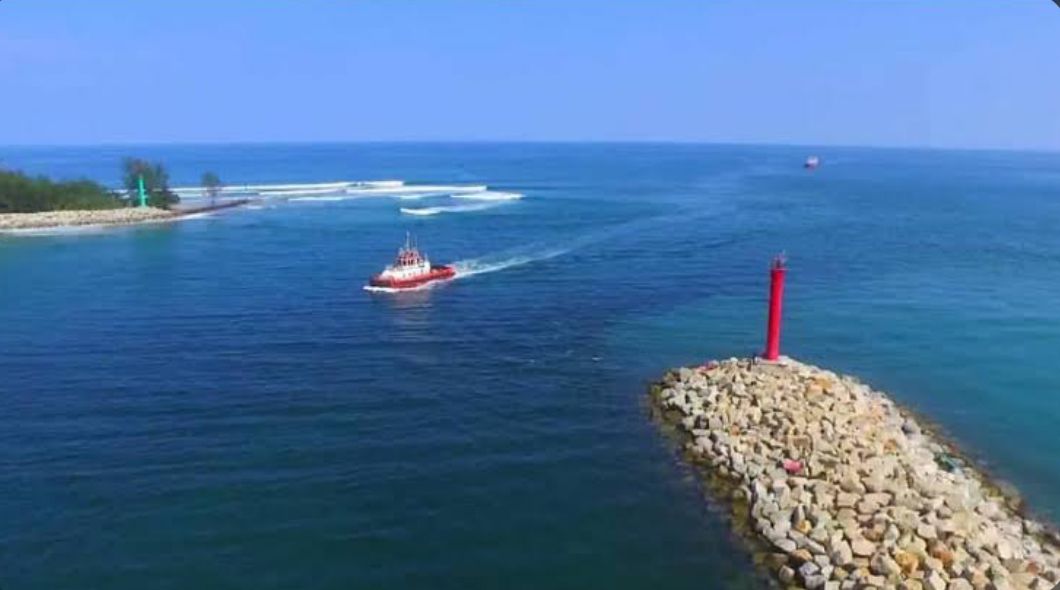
[2,138,1059,157]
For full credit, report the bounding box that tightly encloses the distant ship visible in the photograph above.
[804,155,821,169]
[368,233,455,289]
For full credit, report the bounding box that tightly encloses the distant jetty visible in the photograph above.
[0,199,250,233]
[650,357,1060,590]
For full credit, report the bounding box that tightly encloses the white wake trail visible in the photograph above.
[369,207,725,288]
[446,209,708,280]
[451,247,569,279]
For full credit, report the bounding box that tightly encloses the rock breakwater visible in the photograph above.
[651,357,1059,590]
[0,207,175,231]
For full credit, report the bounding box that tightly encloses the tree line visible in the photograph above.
[0,158,224,214]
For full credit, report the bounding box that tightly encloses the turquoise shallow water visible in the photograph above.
[1,143,1059,589]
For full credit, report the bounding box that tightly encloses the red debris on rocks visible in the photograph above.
[782,459,803,475]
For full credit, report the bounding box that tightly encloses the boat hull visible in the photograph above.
[368,265,456,289]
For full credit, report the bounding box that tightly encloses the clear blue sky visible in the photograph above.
[2,1,1058,149]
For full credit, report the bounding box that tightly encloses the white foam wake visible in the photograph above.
[451,247,568,279]
[400,202,502,216]
[362,246,566,294]
[445,210,712,280]
[451,191,523,201]
[366,207,727,291]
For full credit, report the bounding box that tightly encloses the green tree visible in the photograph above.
[122,158,179,209]
[0,168,122,213]
[201,171,222,205]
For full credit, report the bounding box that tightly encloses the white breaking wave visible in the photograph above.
[171,181,352,198]
[394,192,451,201]
[450,191,523,201]
[265,187,349,197]
[289,195,352,202]
[168,179,490,203]
[347,184,487,196]
[170,180,400,197]
[400,202,501,216]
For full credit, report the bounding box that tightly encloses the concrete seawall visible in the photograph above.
[650,357,1059,590]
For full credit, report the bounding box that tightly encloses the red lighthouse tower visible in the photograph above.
[763,254,787,361]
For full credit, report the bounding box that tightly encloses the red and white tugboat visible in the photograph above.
[368,233,456,290]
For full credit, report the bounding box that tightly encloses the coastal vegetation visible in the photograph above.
[0,159,253,230]
[122,158,179,210]
[0,169,123,213]
[0,157,186,214]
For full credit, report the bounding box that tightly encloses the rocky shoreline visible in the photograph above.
[0,200,251,232]
[0,207,176,231]
[650,357,1060,590]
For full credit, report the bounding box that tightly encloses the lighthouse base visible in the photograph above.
[755,354,793,365]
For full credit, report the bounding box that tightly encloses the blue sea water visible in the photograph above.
[2,143,1059,589]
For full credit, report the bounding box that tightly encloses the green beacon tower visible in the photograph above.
[137,174,147,208]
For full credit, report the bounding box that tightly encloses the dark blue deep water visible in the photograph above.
[2,144,1060,589]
